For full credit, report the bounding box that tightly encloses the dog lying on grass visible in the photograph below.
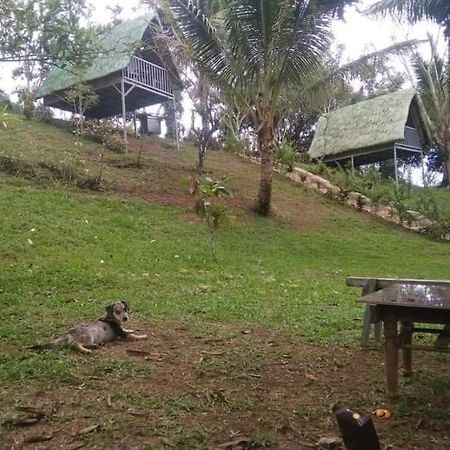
[27,301,147,353]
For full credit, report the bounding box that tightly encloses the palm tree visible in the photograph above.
[369,0,450,186]
[160,0,358,216]
[406,37,450,184]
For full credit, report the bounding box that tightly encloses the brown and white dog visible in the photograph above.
[27,301,147,353]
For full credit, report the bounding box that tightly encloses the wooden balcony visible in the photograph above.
[399,126,421,150]
[123,55,173,99]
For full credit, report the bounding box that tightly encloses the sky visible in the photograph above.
[0,0,443,133]
[1,0,443,97]
[93,0,442,60]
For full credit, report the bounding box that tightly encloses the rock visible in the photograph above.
[345,192,363,208]
[316,436,344,449]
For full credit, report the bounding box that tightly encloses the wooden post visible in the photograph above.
[393,145,399,187]
[420,151,426,187]
[400,321,413,376]
[173,95,180,151]
[121,75,127,150]
[384,312,399,400]
[361,279,378,347]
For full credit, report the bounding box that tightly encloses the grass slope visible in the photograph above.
[0,118,449,448]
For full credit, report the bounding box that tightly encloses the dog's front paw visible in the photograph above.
[128,333,148,341]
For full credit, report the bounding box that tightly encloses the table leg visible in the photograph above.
[400,321,413,376]
[384,314,399,399]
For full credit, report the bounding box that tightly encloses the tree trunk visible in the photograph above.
[256,121,274,216]
[197,73,210,171]
[446,36,450,188]
[197,138,206,172]
[445,140,450,188]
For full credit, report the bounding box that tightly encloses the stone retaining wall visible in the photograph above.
[243,155,435,235]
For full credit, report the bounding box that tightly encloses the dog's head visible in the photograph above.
[105,301,129,323]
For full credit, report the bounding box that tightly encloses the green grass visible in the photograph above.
[1,181,448,348]
[0,118,449,387]
[0,118,449,449]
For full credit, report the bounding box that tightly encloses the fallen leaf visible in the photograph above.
[4,408,46,427]
[205,389,227,403]
[23,433,54,443]
[127,409,146,417]
[372,408,392,420]
[126,349,151,357]
[305,373,317,381]
[10,417,40,426]
[76,424,100,435]
[217,436,252,449]
[67,442,86,450]
[248,373,261,378]
[201,350,225,356]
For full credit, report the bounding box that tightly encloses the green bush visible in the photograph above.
[415,190,450,238]
[0,105,12,128]
[275,141,298,171]
[17,89,35,120]
[81,119,126,152]
[34,104,54,123]
[224,134,248,154]
[306,160,329,175]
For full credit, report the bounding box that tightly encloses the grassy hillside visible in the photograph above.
[1,117,449,449]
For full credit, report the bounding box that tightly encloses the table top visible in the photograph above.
[360,283,450,310]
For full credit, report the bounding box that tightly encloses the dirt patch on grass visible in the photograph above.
[105,140,342,230]
[1,321,449,449]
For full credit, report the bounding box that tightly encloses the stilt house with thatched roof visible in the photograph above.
[308,89,430,184]
[37,14,179,144]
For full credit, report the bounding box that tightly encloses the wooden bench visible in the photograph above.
[347,277,450,347]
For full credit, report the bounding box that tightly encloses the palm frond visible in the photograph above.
[368,0,450,27]
[329,39,423,81]
[160,0,230,84]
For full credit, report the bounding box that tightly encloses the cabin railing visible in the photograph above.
[123,55,173,98]
[401,126,421,149]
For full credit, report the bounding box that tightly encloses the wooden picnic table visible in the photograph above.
[347,277,450,399]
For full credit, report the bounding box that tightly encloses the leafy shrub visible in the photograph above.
[0,92,11,110]
[331,166,394,204]
[34,104,54,123]
[391,185,412,223]
[17,89,35,120]
[224,134,248,154]
[188,175,233,261]
[306,160,329,176]
[0,105,13,128]
[80,120,126,152]
[415,190,450,239]
[275,141,298,171]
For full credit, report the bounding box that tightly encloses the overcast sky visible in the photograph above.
[0,0,442,96]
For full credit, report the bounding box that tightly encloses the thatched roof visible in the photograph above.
[308,89,419,160]
[37,15,156,98]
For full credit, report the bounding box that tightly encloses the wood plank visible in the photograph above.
[347,277,450,288]
[401,344,450,353]
[413,327,443,334]
[361,279,378,347]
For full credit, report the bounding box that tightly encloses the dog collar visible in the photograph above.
[99,317,128,338]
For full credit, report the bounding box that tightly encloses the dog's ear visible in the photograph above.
[105,304,115,317]
[121,301,129,311]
